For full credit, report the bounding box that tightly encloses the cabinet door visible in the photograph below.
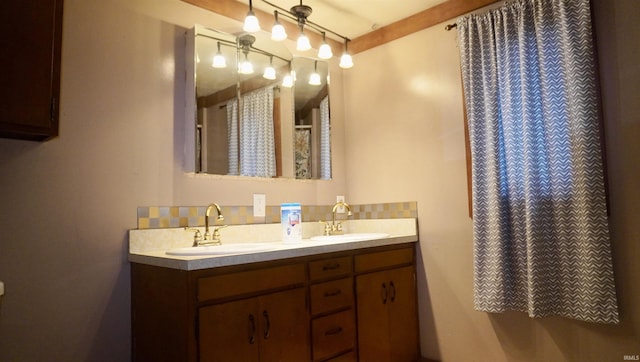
[0,0,63,140]
[356,266,420,362]
[356,270,391,362]
[259,287,310,362]
[199,298,260,362]
[387,266,420,362]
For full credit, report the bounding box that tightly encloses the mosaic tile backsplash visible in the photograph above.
[137,202,417,229]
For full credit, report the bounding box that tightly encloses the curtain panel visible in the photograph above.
[226,98,239,175]
[458,0,618,323]
[240,87,276,177]
[319,96,331,180]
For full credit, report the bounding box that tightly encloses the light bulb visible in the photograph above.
[212,42,226,68]
[243,11,260,33]
[318,43,333,59]
[318,33,332,59]
[272,23,287,41]
[212,53,226,68]
[239,59,254,74]
[309,72,321,85]
[339,53,353,69]
[296,32,311,51]
[282,74,293,88]
[263,65,276,80]
[271,12,287,41]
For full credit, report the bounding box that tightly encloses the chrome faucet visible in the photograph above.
[324,201,353,235]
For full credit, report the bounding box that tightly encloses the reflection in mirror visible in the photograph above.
[293,57,331,180]
[187,25,331,179]
[194,27,237,175]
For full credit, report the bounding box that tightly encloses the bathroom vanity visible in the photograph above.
[129,220,420,361]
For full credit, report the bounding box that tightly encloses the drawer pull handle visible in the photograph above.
[324,289,342,297]
[390,281,396,303]
[263,310,271,339]
[322,263,341,271]
[381,283,388,304]
[248,314,256,344]
[324,327,343,336]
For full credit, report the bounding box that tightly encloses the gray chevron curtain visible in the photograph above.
[457,0,619,323]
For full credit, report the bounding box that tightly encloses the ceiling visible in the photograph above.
[247,0,449,40]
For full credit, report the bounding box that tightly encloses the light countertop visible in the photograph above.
[129,218,418,271]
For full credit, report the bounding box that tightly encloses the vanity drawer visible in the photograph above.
[310,277,354,316]
[354,246,414,273]
[197,263,305,302]
[312,310,356,361]
[309,256,352,281]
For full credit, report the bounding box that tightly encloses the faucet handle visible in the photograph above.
[319,220,332,236]
[185,227,203,247]
[211,225,228,244]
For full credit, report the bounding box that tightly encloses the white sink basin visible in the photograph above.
[309,233,389,243]
[166,243,277,256]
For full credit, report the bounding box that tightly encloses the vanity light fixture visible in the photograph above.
[309,60,321,85]
[339,39,354,69]
[246,0,354,68]
[317,32,333,59]
[271,11,287,41]
[243,0,261,33]
[212,42,226,68]
[263,56,277,80]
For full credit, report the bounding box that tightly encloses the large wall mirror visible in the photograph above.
[186,25,332,180]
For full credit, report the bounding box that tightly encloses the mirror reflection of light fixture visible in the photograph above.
[238,34,256,75]
[317,32,332,59]
[212,42,226,68]
[239,53,254,74]
[339,39,354,69]
[263,56,276,80]
[282,73,293,88]
[271,11,287,41]
[309,60,321,85]
[243,0,260,33]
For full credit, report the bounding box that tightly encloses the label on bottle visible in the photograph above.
[281,203,302,243]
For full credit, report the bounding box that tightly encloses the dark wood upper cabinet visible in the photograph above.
[0,0,64,141]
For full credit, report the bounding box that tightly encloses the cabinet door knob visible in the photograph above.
[381,282,388,304]
[263,310,271,339]
[248,314,256,344]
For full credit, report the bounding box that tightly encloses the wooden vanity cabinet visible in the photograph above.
[131,243,419,362]
[355,248,420,362]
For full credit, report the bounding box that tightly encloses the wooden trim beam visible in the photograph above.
[349,0,499,54]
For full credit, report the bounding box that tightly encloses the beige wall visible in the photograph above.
[344,0,640,361]
[0,0,637,360]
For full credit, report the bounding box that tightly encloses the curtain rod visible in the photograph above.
[445,23,457,31]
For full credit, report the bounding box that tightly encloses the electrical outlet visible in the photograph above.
[253,194,266,217]
[336,195,345,213]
